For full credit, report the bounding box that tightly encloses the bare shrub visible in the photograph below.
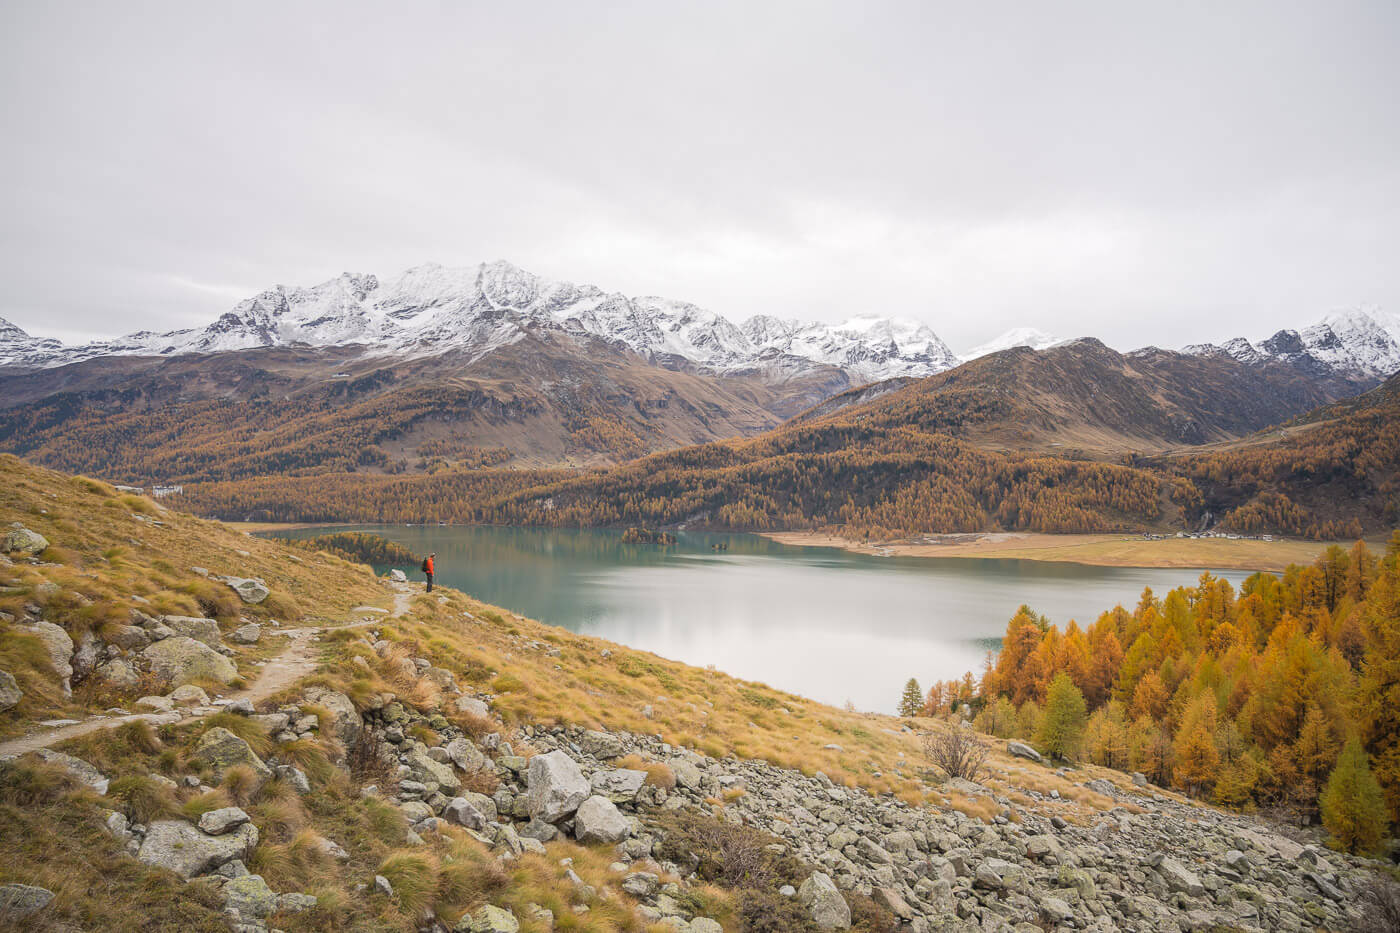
[922,725,989,782]
[348,728,399,794]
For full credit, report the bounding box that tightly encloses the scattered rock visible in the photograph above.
[222,577,270,604]
[170,684,211,707]
[24,621,74,697]
[277,892,318,913]
[1006,740,1043,763]
[0,669,20,711]
[159,615,222,648]
[28,748,109,793]
[0,883,54,918]
[527,750,590,823]
[2,527,49,556]
[373,874,394,897]
[135,695,175,713]
[461,904,519,933]
[223,873,277,919]
[192,726,273,789]
[197,806,251,835]
[388,569,408,583]
[453,696,490,718]
[580,729,624,759]
[573,795,631,844]
[230,623,262,644]
[137,819,258,878]
[96,658,140,687]
[798,871,850,929]
[302,687,360,749]
[143,636,237,687]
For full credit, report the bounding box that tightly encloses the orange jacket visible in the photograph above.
[425,557,434,574]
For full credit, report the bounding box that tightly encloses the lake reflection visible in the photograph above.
[276,526,1253,713]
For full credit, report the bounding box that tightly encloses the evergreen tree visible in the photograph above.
[898,678,924,717]
[1036,673,1087,760]
[1320,738,1389,855]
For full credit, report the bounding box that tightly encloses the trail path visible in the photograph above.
[0,584,418,759]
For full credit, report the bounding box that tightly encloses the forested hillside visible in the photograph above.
[922,534,1400,856]
[168,364,1400,539]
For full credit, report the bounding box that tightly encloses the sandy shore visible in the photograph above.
[763,531,1337,572]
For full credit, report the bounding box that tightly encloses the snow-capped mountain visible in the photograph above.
[0,260,961,385]
[1184,309,1400,378]
[959,327,1065,362]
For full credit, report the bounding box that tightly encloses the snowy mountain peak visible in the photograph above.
[0,261,961,384]
[959,327,1063,362]
[1184,308,1400,378]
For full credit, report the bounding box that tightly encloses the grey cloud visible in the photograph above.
[1,0,1396,351]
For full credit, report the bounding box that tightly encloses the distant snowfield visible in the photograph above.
[1,260,1398,382]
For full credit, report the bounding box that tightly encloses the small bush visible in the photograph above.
[922,726,989,782]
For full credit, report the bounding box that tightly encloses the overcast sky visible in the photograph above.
[2,2,1396,352]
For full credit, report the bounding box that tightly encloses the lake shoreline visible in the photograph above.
[761,531,1336,572]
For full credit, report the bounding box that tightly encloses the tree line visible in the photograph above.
[911,533,1400,855]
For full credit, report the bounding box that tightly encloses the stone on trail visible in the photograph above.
[137,819,258,878]
[388,569,407,582]
[573,795,631,844]
[527,750,590,823]
[797,871,851,930]
[192,726,273,789]
[143,636,237,687]
[230,623,261,644]
[0,668,20,711]
[169,684,211,707]
[135,695,175,713]
[1006,740,1043,763]
[0,883,54,918]
[2,526,48,556]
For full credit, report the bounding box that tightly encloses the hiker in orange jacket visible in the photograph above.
[422,553,435,592]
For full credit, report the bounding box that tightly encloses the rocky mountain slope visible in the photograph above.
[0,456,1394,932]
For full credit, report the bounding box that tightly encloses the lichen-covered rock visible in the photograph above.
[142,636,237,687]
[30,748,109,793]
[135,695,175,713]
[2,527,48,556]
[230,623,261,644]
[136,819,258,878]
[170,684,211,707]
[527,750,590,823]
[453,696,490,718]
[302,687,360,749]
[277,892,318,913]
[222,577,270,604]
[573,795,631,844]
[24,621,73,697]
[159,615,222,648]
[223,873,276,919]
[197,806,251,835]
[460,904,519,933]
[580,729,624,759]
[0,883,54,918]
[1007,740,1043,763]
[96,658,140,687]
[444,795,492,831]
[192,726,273,789]
[445,736,486,773]
[404,746,460,793]
[0,669,20,711]
[590,767,645,803]
[798,872,850,929]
